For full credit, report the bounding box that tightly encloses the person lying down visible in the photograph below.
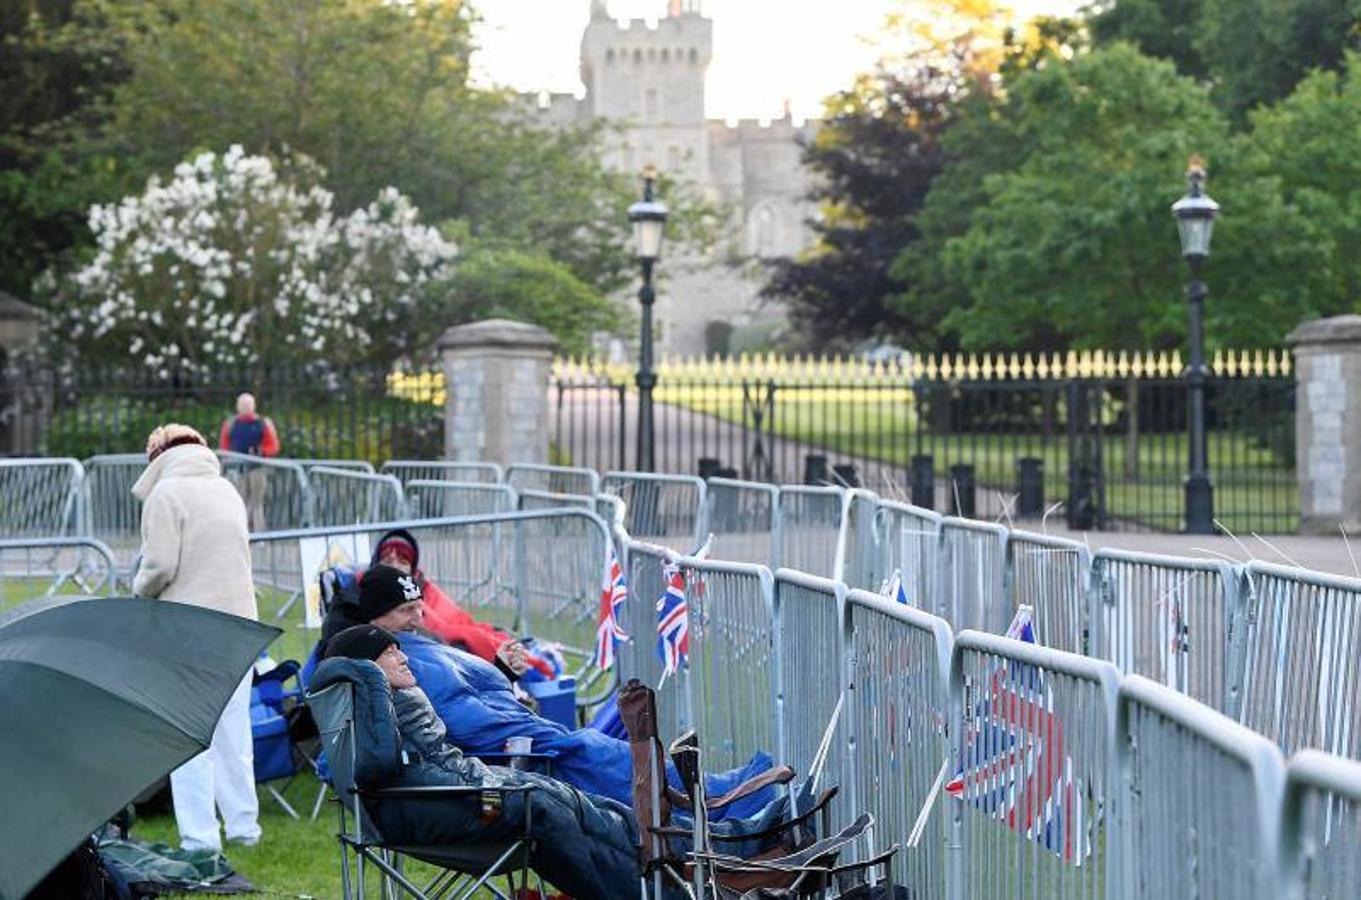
[312,625,805,900]
[320,565,783,820]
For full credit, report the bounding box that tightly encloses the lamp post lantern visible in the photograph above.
[628,167,668,472]
[1172,155,1220,534]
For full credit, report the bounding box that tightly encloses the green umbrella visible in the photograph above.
[0,596,279,899]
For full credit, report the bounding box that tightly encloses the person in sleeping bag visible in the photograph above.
[318,565,781,820]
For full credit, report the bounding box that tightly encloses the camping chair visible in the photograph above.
[619,679,898,899]
[307,680,537,900]
[251,658,329,819]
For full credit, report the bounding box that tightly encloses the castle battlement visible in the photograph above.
[709,117,820,144]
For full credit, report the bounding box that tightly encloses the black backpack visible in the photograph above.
[25,838,131,900]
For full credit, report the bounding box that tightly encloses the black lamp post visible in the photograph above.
[1172,155,1220,534]
[628,167,668,472]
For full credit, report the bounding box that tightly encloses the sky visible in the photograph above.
[472,0,1086,122]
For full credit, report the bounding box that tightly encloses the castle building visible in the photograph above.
[526,0,820,356]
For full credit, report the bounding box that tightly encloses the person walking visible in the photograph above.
[133,424,262,852]
[218,392,281,531]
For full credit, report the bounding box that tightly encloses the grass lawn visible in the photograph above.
[130,774,477,899]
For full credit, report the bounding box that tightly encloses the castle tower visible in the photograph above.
[579,1,712,181]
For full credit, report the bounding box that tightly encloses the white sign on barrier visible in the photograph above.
[298,534,370,628]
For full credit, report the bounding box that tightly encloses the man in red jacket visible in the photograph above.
[218,392,281,531]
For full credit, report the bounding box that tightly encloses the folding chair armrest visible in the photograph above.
[472,751,560,763]
[700,765,796,811]
[356,784,535,801]
[826,844,899,875]
[707,787,839,846]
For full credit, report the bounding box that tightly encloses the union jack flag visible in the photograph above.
[656,560,689,677]
[592,542,629,670]
[944,606,1089,865]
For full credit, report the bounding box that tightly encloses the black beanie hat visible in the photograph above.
[357,564,423,621]
[324,624,398,662]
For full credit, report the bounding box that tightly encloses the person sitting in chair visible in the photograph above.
[313,626,808,900]
[317,565,786,820]
[369,529,559,680]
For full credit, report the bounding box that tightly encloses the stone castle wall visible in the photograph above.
[521,3,819,355]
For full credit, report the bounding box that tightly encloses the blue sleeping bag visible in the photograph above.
[399,633,777,819]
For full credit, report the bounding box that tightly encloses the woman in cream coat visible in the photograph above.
[132,424,262,851]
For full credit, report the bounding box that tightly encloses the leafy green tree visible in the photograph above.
[101,0,651,298]
[939,44,1328,349]
[760,65,957,350]
[941,45,1229,350]
[443,241,623,357]
[1233,51,1361,319]
[1086,0,1207,78]
[1199,0,1360,120]
[0,0,134,297]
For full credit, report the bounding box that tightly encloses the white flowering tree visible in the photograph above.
[62,145,457,375]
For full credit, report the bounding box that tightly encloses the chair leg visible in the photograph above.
[339,838,354,900]
[266,784,301,819]
[311,783,329,821]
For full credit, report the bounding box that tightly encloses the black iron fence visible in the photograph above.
[7,364,444,466]
[551,351,1298,533]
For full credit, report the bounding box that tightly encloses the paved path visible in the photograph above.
[1035,523,1358,578]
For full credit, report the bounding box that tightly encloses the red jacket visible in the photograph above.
[419,576,555,679]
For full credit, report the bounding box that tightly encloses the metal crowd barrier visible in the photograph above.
[844,589,951,898]
[308,467,408,527]
[772,569,848,828]
[775,485,848,580]
[1117,674,1283,900]
[840,489,885,591]
[949,629,1120,899]
[406,480,517,518]
[1238,560,1361,758]
[874,500,941,610]
[380,460,503,485]
[701,477,778,566]
[294,458,374,473]
[619,539,677,730]
[505,463,600,498]
[0,536,120,608]
[0,457,84,538]
[517,489,593,512]
[1005,529,1091,655]
[594,494,625,531]
[1090,548,1244,715]
[680,555,777,773]
[217,452,313,531]
[601,472,705,551]
[247,509,611,667]
[1280,749,1361,898]
[938,518,1009,633]
[81,454,146,568]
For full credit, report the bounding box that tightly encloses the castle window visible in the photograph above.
[688,47,698,63]
[660,48,669,62]
[749,205,777,258]
[606,49,614,63]
[645,88,659,123]
[633,48,642,64]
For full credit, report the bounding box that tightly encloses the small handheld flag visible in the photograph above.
[592,542,629,670]
[656,559,689,677]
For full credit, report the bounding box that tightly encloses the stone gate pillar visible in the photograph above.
[437,319,557,467]
[1287,316,1361,534]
